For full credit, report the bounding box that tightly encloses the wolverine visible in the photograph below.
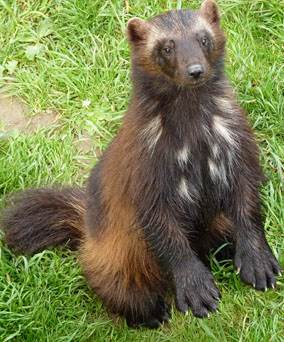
[2,0,281,329]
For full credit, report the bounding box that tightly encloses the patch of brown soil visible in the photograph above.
[0,94,58,133]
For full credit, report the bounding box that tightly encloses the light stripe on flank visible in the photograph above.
[208,159,218,179]
[213,115,237,146]
[141,115,163,151]
[208,158,228,185]
[211,144,219,158]
[177,145,191,168]
[178,177,197,203]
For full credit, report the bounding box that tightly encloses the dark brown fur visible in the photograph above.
[3,188,85,254]
[2,0,280,329]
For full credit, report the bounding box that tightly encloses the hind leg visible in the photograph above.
[125,295,170,329]
[226,182,280,291]
[193,213,234,266]
[79,231,170,328]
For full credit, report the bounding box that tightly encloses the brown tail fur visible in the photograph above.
[2,187,86,254]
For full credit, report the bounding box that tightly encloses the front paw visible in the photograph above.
[234,240,281,291]
[173,259,221,318]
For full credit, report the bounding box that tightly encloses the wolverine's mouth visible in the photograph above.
[185,78,208,88]
[174,73,209,88]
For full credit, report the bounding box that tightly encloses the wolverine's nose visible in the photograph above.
[187,64,204,80]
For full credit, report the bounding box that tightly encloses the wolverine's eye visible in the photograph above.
[162,47,172,55]
[201,37,209,47]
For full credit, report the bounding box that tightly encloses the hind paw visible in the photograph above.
[234,240,281,291]
[126,296,170,329]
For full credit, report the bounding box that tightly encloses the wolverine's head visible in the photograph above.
[127,0,226,88]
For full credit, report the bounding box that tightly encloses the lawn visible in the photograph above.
[0,0,283,341]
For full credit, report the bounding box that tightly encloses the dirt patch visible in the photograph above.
[25,109,58,133]
[0,94,58,133]
[0,94,103,157]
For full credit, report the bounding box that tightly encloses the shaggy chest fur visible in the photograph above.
[134,86,243,230]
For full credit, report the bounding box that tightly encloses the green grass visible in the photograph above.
[0,0,283,341]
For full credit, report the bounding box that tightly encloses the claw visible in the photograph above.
[252,283,255,288]
[207,313,210,318]
[185,311,189,316]
[264,287,267,292]
[271,284,275,289]
[236,267,240,275]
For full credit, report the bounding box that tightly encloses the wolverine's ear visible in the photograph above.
[127,17,149,44]
[200,0,220,24]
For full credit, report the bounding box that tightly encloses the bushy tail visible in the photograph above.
[1,187,86,255]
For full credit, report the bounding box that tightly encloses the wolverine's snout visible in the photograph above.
[187,64,205,80]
